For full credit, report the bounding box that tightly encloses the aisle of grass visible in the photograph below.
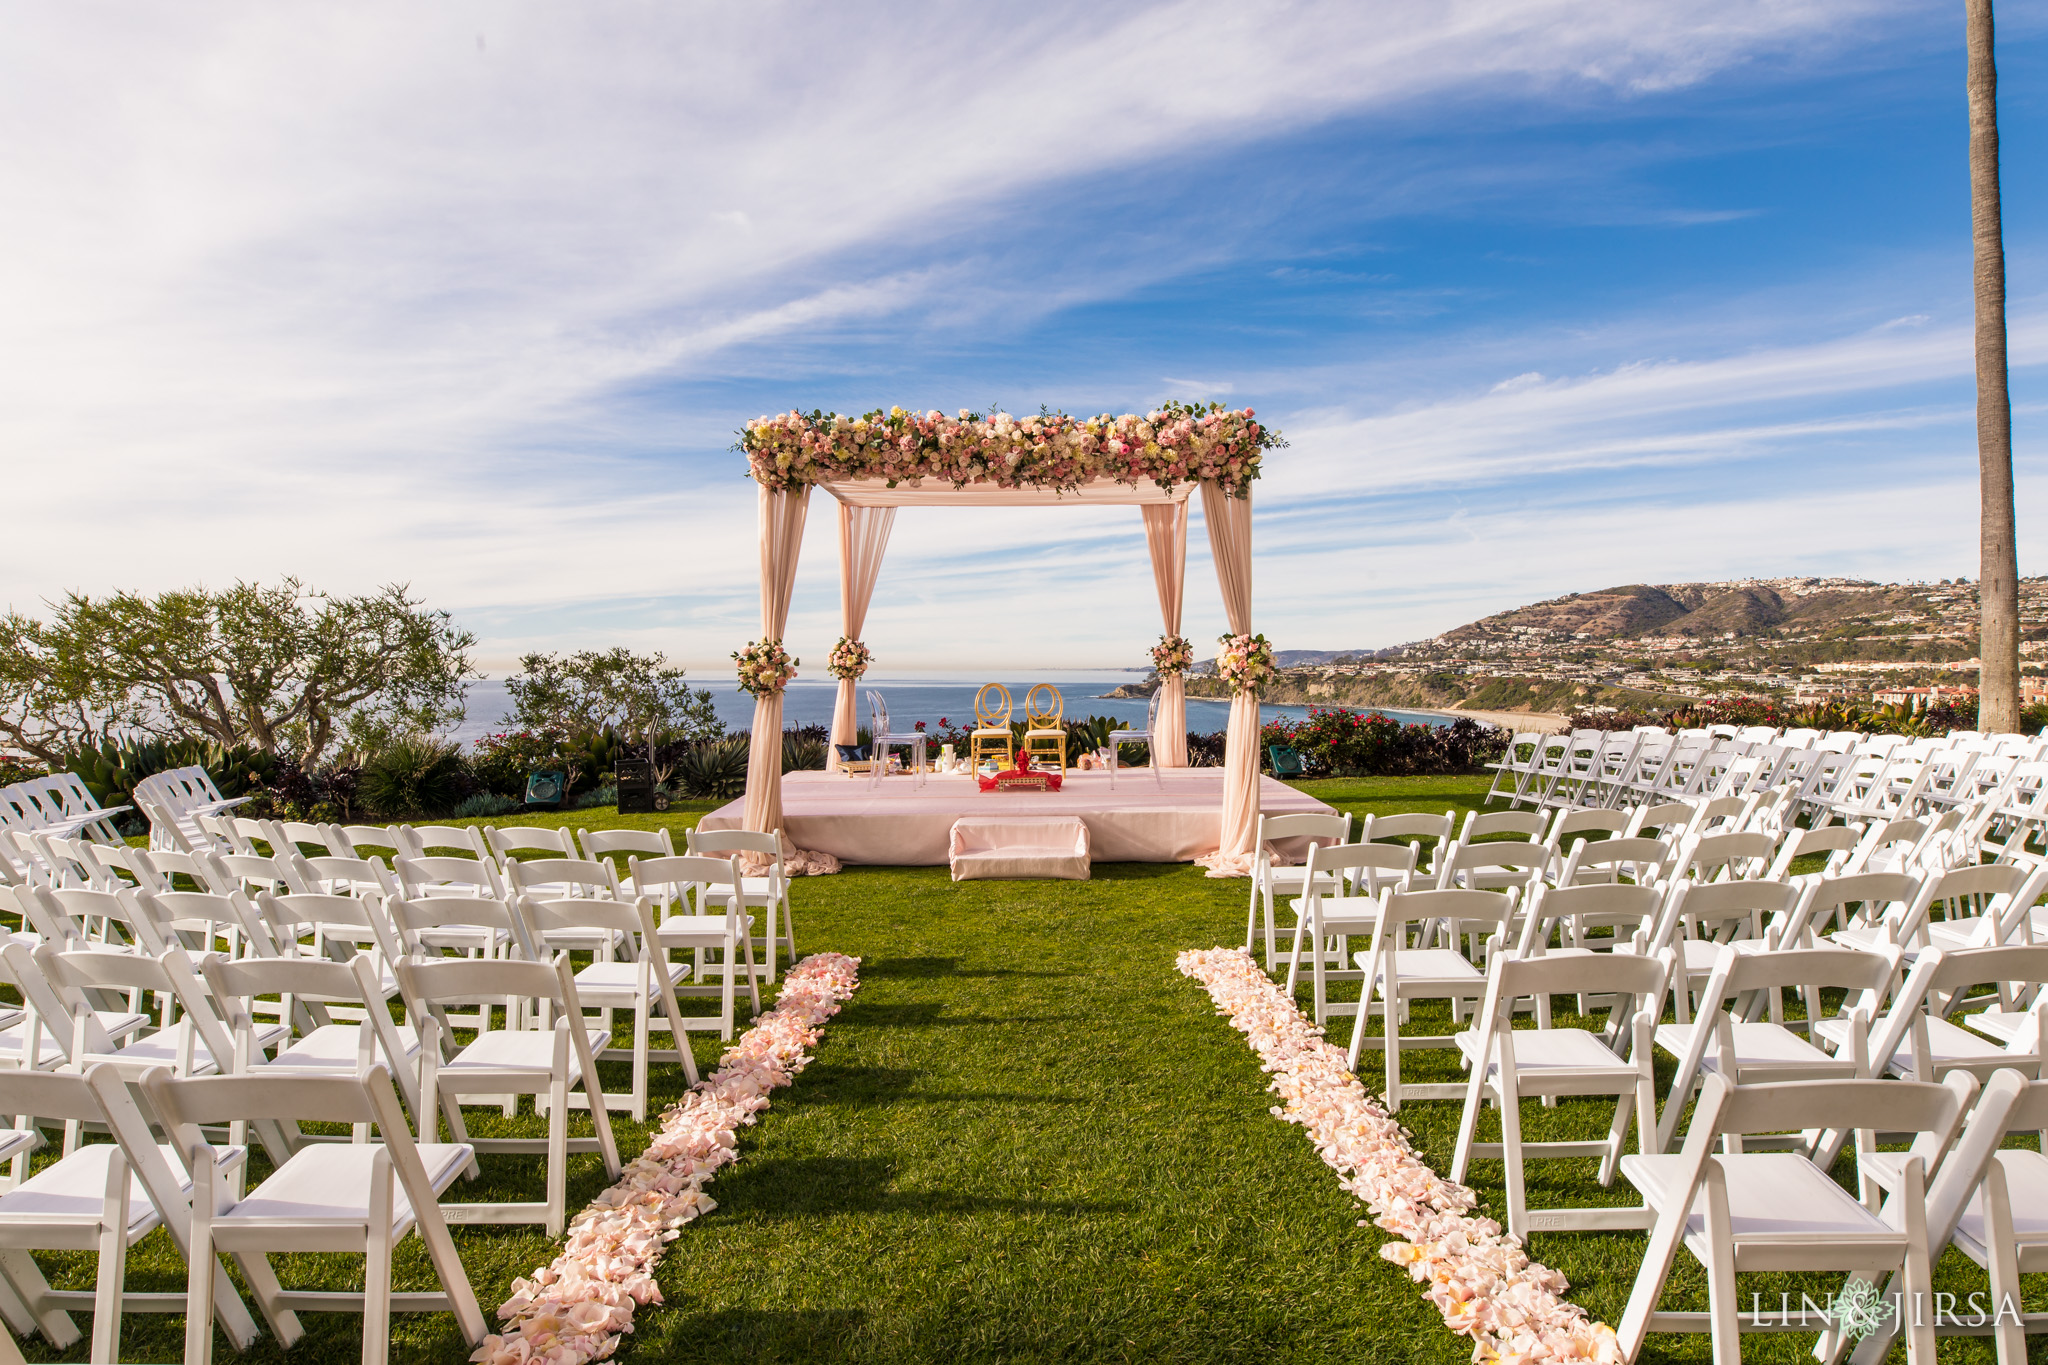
[14,775,2042,1361]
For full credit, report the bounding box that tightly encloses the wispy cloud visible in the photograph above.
[0,0,1978,672]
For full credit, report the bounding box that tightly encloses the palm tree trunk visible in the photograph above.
[1968,0,2021,733]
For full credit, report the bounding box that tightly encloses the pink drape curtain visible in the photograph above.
[741,485,811,834]
[828,503,895,771]
[1199,481,1258,873]
[1140,502,1188,768]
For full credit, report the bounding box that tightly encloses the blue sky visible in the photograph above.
[3,2,2044,674]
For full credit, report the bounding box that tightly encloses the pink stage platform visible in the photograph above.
[698,768,1337,866]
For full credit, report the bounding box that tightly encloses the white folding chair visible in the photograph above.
[515,892,698,1119]
[1481,731,1546,807]
[394,954,622,1236]
[0,1063,262,1361]
[1345,886,1520,1107]
[629,854,761,1039]
[1652,943,1896,1153]
[1280,841,1418,1025]
[1838,1070,2048,1365]
[1242,812,1352,971]
[148,1064,487,1365]
[685,828,797,982]
[1617,1073,1972,1365]
[1451,949,1668,1239]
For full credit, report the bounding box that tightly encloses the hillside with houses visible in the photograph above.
[1185,576,2048,719]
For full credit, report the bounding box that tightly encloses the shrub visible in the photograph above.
[359,736,466,818]
[569,784,618,810]
[247,754,364,824]
[675,738,748,799]
[470,730,561,797]
[1257,709,1507,777]
[782,732,827,773]
[451,791,521,819]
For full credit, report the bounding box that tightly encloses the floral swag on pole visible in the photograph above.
[1150,634,1193,676]
[739,402,1281,497]
[733,639,797,697]
[1215,633,1275,694]
[827,637,871,681]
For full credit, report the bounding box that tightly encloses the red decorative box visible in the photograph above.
[978,767,1063,793]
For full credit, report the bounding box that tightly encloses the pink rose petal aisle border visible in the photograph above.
[1177,948,1619,1365]
[476,951,862,1365]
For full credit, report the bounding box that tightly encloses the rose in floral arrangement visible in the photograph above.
[733,639,797,697]
[1149,633,1193,676]
[1214,632,1275,694]
[737,401,1284,498]
[827,636,871,681]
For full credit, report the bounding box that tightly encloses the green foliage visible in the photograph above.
[0,578,475,763]
[451,791,521,819]
[674,737,749,799]
[569,784,618,811]
[469,730,559,797]
[358,735,466,818]
[1258,710,1507,776]
[505,648,721,790]
[0,755,45,787]
[782,732,827,773]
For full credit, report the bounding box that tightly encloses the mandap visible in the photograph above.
[734,405,1279,875]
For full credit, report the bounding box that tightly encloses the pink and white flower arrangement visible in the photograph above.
[733,638,797,697]
[827,636,871,682]
[1214,633,1275,694]
[475,952,862,1365]
[739,402,1281,497]
[1149,634,1193,676]
[1176,948,1619,1365]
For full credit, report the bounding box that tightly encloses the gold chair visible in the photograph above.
[1022,684,1067,773]
[970,683,1015,772]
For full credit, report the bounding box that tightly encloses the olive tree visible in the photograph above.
[0,579,476,764]
[505,647,722,788]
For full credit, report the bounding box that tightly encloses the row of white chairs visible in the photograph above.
[1485,724,2048,838]
[1254,793,2048,1361]
[0,874,683,1363]
[0,771,127,853]
[181,814,802,989]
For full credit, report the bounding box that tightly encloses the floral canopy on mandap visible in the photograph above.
[733,403,1280,875]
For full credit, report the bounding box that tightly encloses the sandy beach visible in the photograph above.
[1413,706,1567,732]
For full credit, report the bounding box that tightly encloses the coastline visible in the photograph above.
[1414,705,1567,732]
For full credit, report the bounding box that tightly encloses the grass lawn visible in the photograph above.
[13,776,2041,1361]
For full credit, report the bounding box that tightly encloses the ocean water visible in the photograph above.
[444,670,1458,745]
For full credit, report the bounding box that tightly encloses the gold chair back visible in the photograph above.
[1024,684,1063,728]
[974,683,1013,727]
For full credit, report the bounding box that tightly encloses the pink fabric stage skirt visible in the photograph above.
[698,768,1337,867]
